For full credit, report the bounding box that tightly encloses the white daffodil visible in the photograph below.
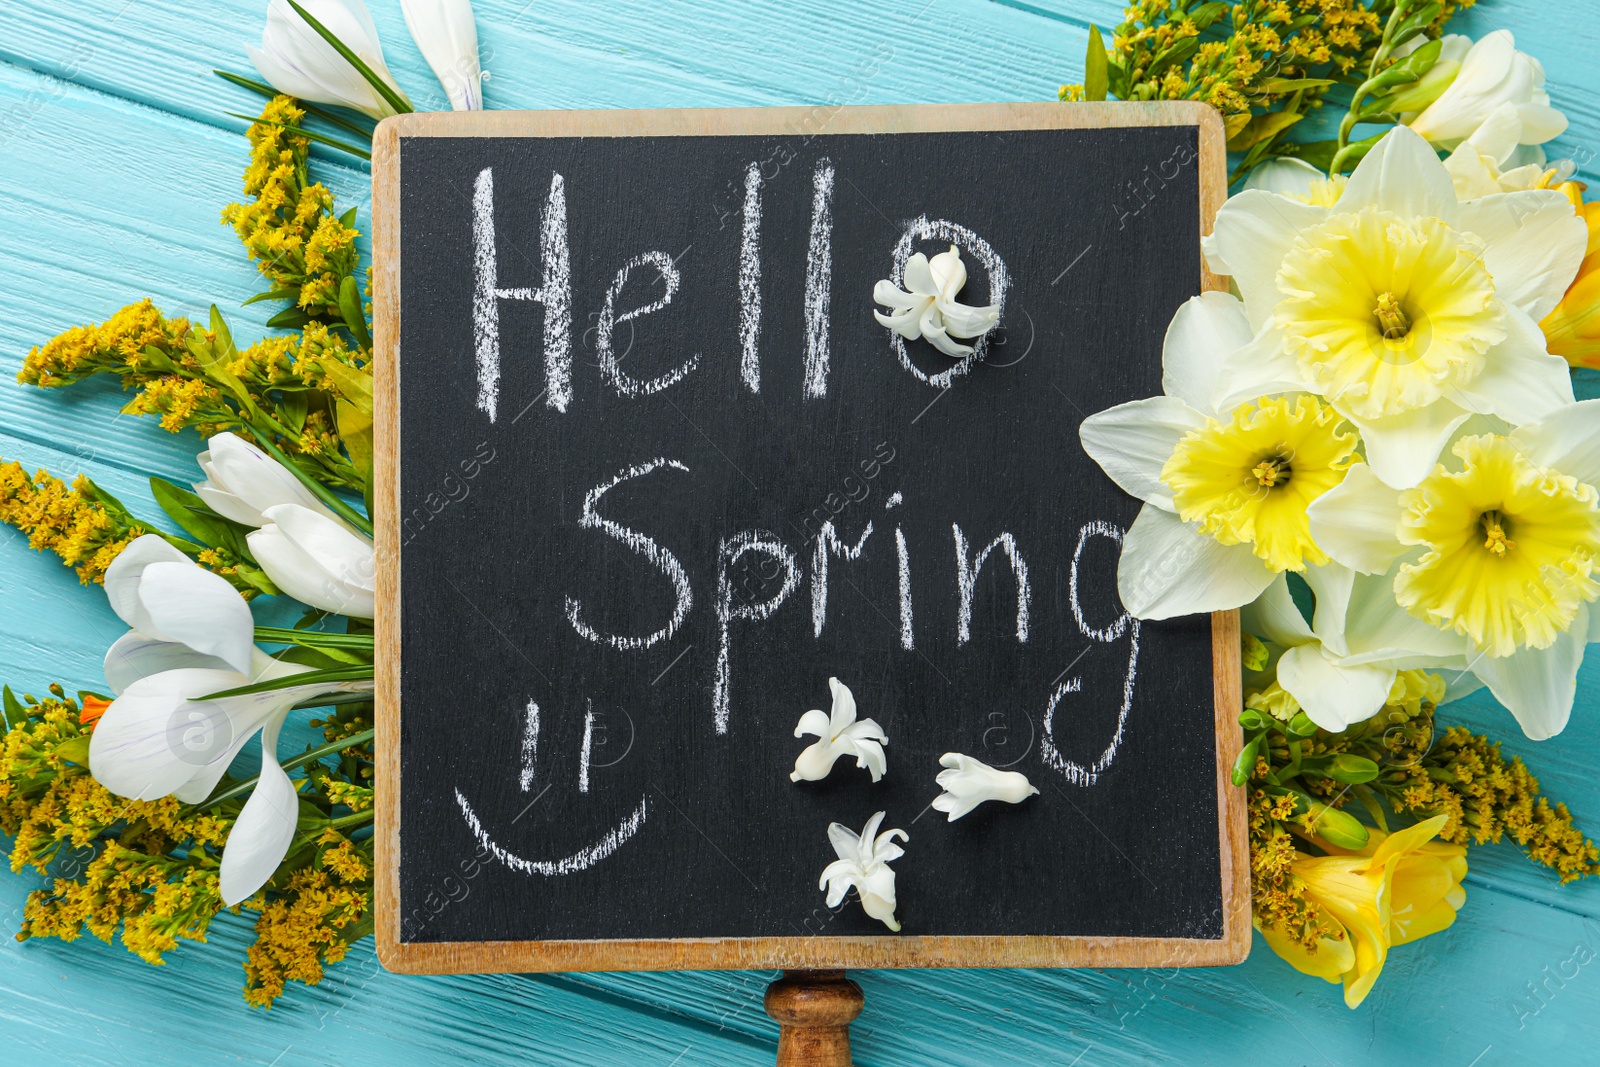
[1204,126,1585,490]
[1307,400,1600,739]
[401,0,484,111]
[873,245,999,357]
[1401,31,1566,155]
[1443,103,1576,201]
[193,433,376,618]
[1079,291,1361,619]
[88,536,344,904]
[1242,563,1472,732]
[790,677,887,783]
[1243,157,1348,208]
[931,753,1037,821]
[819,810,907,931]
[247,0,411,119]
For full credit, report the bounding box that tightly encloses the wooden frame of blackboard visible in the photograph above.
[372,101,1247,975]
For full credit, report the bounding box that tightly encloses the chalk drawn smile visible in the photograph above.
[455,788,648,877]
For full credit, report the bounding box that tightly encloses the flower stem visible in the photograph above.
[189,728,375,811]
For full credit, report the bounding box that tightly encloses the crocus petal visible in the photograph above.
[103,534,191,632]
[1472,614,1587,740]
[250,504,376,618]
[198,432,339,528]
[1277,644,1397,732]
[1340,126,1460,226]
[135,561,257,675]
[1160,291,1255,411]
[1339,401,1471,490]
[1078,396,1205,513]
[1456,191,1587,320]
[1117,505,1276,620]
[88,668,256,801]
[1305,465,1407,575]
[220,718,301,905]
[1204,191,1329,329]
[103,632,237,696]
[400,0,483,111]
[254,0,410,119]
[1511,398,1600,486]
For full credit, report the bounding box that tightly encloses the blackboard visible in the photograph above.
[373,103,1247,974]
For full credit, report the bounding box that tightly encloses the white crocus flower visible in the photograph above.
[88,536,344,904]
[1243,563,1471,731]
[401,0,484,111]
[1442,103,1576,201]
[790,678,887,783]
[247,0,411,119]
[873,245,999,357]
[1079,291,1357,619]
[819,811,908,932]
[931,753,1037,821]
[193,433,376,619]
[1204,126,1584,490]
[1403,31,1566,155]
[1307,400,1600,739]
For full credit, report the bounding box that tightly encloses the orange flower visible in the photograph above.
[1540,186,1600,368]
[78,694,111,727]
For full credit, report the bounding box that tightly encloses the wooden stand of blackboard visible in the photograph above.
[765,970,863,1067]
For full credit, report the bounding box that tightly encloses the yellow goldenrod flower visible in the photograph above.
[1394,435,1600,658]
[1161,395,1360,572]
[1540,199,1600,368]
[0,463,146,584]
[1263,813,1464,1008]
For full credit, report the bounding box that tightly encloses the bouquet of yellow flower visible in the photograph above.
[1078,0,1600,1006]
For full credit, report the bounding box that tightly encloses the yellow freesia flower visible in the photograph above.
[1540,198,1600,368]
[1395,435,1600,658]
[1161,395,1361,572]
[1261,813,1465,1008]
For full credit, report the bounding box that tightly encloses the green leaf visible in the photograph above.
[1188,1,1229,30]
[320,355,374,414]
[1084,25,1109,101]
[1226,109,1305,153]
[1260,77,1336,93]
[254,626,375,650]
[196,663,373,701]
[338,275,373,349]
[1147,36,1199,79]
[267,307,313,329]
[212,69,376,139]
[149,477,255,560]
[54,735,91,767]
[2,686,25,730]
[191,728,375,810]
[285,1,412,116]
[1105,57,1130,101]
[243,286,303,307]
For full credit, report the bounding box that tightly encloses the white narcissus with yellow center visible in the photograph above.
[247,0,411,119]
[819,810,908,932]
[1441,102,1576,201]
[1203,126,1585,490]
[931,753,1037,821]
[88,536,348,905]
[1242,563,1473,732]
[195,433,375,619]
[873,245,1000,357]
[1079,290,1361,619]
[1308,400,1600,739]
[790,677,887,783]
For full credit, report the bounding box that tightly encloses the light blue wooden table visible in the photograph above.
[2,2,1597,1063]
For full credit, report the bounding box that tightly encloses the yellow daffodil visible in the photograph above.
[1308,400,1600,738]
[1081,293,1362,618]
[1204,127,1584,490]
[1260,813,1465,1008]
[1540,197,1600,368]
